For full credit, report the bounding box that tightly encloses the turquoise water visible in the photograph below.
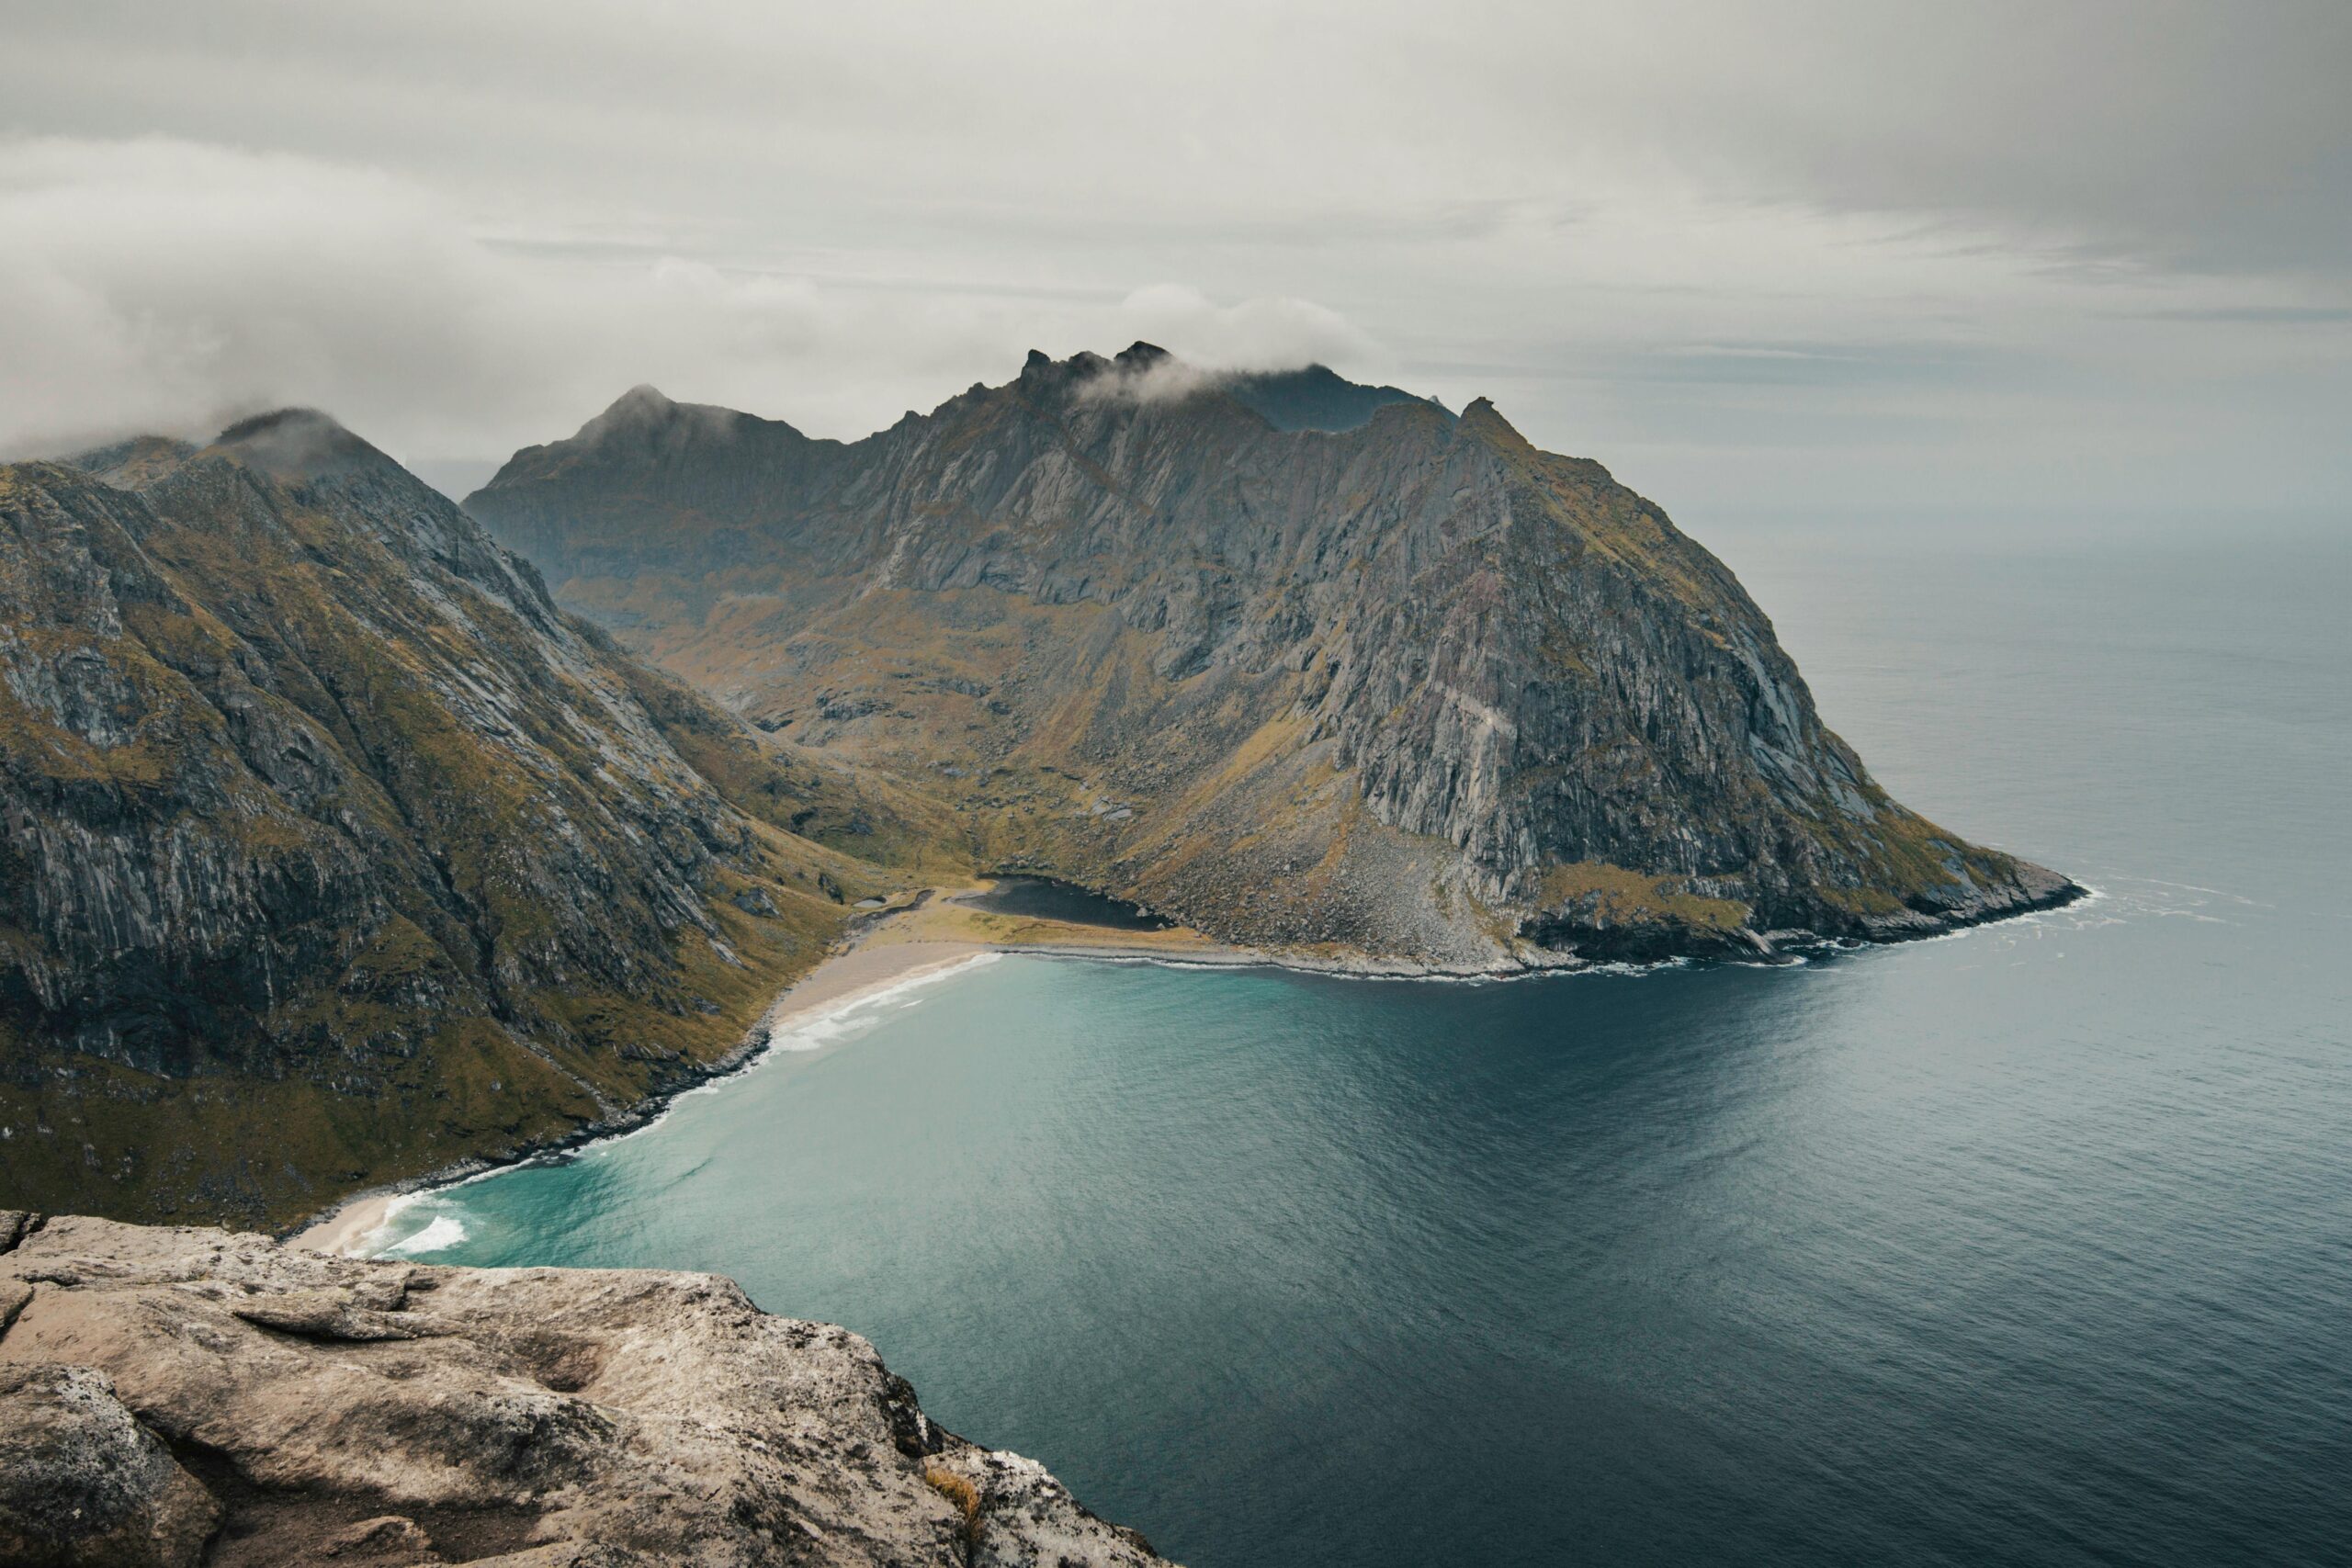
[374,534,2352,1567]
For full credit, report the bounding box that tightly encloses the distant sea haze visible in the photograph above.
[371,532,2352,1568]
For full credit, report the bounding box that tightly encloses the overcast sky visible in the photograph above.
[3,1,2346,524]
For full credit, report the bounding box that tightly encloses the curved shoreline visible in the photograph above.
[293,876,2091,1255]
[290,935,1002,1255]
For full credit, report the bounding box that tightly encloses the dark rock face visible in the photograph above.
[0,1213,1170,1567]
[0,1359,220,1567]
[0,418,908,1225]
[469,346,2076,967]
[1222,364,1444,433]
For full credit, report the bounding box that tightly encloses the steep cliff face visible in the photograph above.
[0,414,931,1225]
[469,344,2076,967]
[0,1213,1171,1567]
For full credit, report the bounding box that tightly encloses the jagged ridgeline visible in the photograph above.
[468,344,2076,966]
[0,413,950,1224]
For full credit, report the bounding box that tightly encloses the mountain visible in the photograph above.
[0,412,944,1225]
[1222,364,1443,432]
[468,344,2078,968]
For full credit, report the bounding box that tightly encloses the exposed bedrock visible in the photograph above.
[0,1213,1170,1567]
[0,420,926,1224]
[468,345,2080,967]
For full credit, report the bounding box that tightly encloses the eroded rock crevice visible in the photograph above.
[0,1214,1172,1567]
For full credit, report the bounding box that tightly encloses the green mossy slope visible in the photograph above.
[0,417,920,1226]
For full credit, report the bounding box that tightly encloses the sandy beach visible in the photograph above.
[290,886,1274,1257]
[293,1191,401,1255]
[756,936,992,1035]
[293,930,1001,1256]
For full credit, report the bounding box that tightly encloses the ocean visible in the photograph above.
[365,527,2352,1567]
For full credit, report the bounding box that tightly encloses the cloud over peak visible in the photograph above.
[3,3,2346,517]
[0,139,1392,468]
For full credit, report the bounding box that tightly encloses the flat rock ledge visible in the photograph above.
[0,1212,1172,1568]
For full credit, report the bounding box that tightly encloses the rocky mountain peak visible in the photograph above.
[551,383,808,465]
[1225,363,1448,434]
[1001,344,1448,435]
[1014,345,1123,405]
[209,406,397,485]
[578,380,681,437]
[465,345,2077,969]
[1454,394,1528,447]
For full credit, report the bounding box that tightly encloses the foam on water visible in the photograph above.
[347,1191,423,1258]
[351,1193,469,1258]
[382,1213,469,1256]
[765,952,1005,1052]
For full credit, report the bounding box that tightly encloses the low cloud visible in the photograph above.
[2,60,2346,520]
[0,137,509,458]
[1073,356,1234,409]
[0,138,1391,468]
[1071,290,1385,407]
[1110,286,1383,374]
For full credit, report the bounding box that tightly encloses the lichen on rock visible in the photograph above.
[0,1213,1171,1567]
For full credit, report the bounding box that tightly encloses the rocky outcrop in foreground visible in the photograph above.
[0,1213,1168,1567]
